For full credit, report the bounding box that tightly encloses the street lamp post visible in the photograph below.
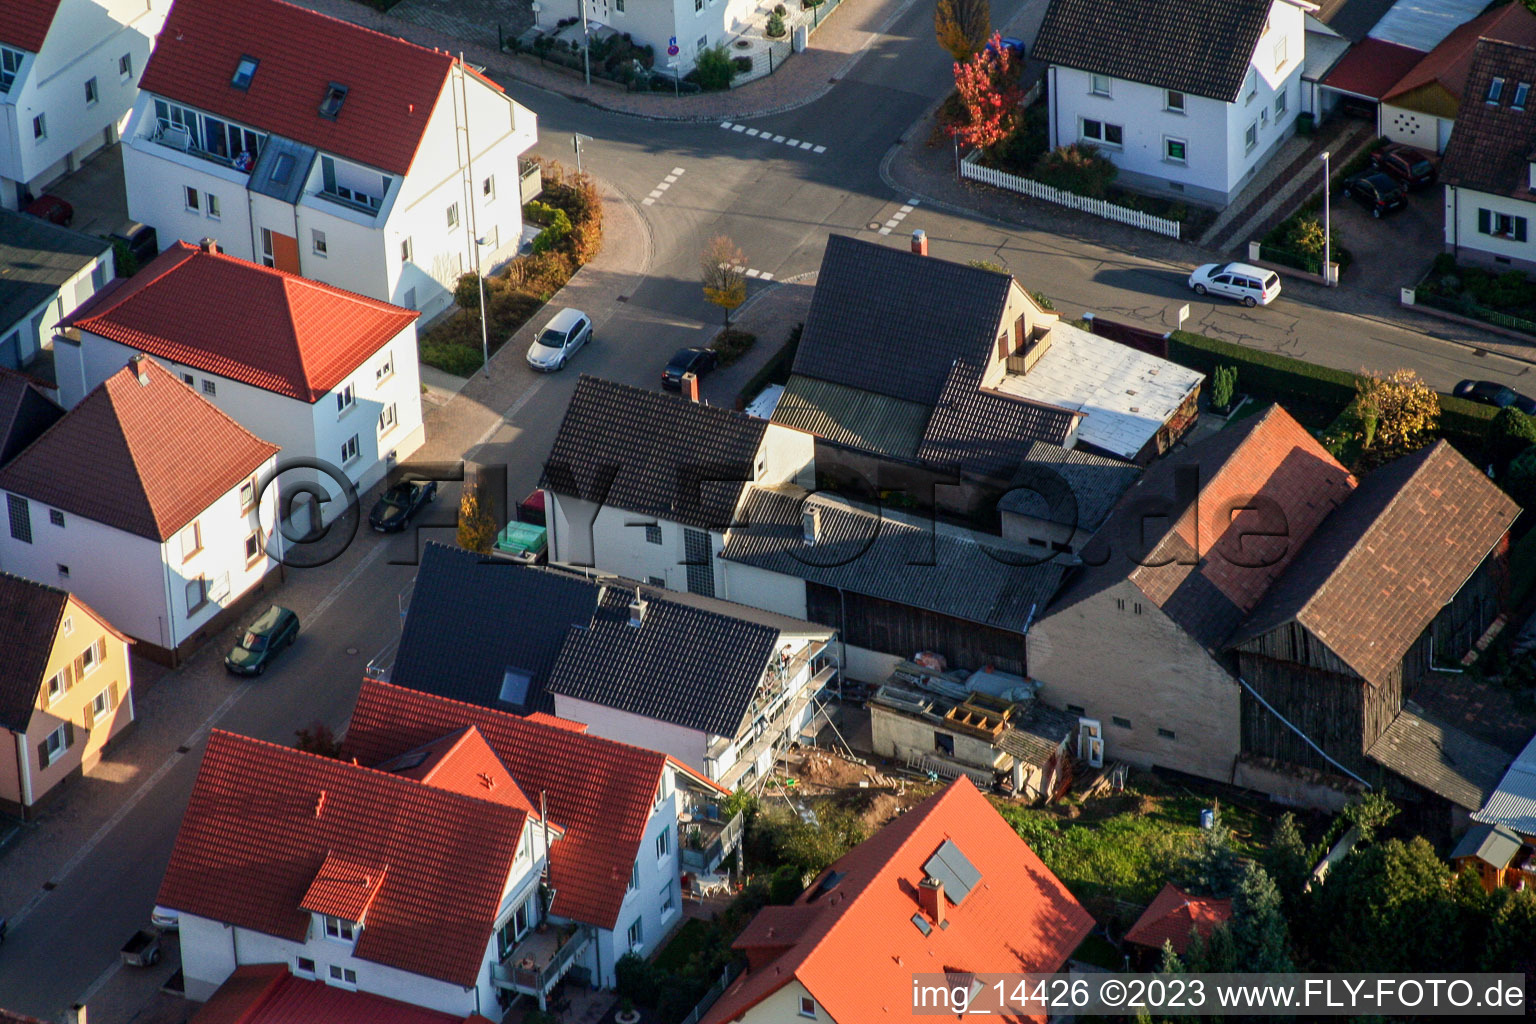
[572,132,592,177]
[667,58,680,98]
[580,0,591,85]
[1320,150,1331,286]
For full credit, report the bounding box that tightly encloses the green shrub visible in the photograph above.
[1485,407,1536,471]
[614,953,659,1008]
[523,199,559,226]
[1029,289,1055,311]
[1169,330,1358,410]
[1212,365,1238,410]
[1031,142,1118,198]
[530,207,572,254]
[769,864,804,904]
[108,237,138,278]
[1505,446,1536,508]
[419,339,484,377]
[733,55,753,73]
[767,11,787,37]
[693,44,738,91]
[712,327,757,367]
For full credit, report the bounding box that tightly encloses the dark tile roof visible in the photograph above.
[1314,0,1400,43]
[542,376,767,532]
[547,586,785,737]
[1367,703,1515,810]
[1032,0,1273,102]
[0,209,111,330]
[1441,40,1536,198]
[771,375,929,460]
[996,441,1142,533]
[1049,406,1355,651]
[916,367,1082,481]
[1232,441,1517,685]
[388,544,603,714]
[722,486,1066,633]
[0,368,62,468]
[0,571,68,733]
[791,235,1013,407]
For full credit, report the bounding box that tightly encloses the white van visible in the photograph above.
[1188,262,1282,307]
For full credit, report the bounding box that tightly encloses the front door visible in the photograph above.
[269,231,300,274]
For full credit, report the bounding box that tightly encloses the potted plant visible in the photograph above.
[616,997,641,1024]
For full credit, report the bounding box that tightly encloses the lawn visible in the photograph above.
[651,918,713,975]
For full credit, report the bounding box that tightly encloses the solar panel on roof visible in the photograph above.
[924,839,982,904]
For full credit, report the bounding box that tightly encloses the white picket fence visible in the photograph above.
[959,152,1182,240]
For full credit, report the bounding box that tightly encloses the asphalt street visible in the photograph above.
[2,0,1534,1016]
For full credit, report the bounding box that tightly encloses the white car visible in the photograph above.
[1188,262,1281,307]
[525,308,592,372]
[150,905,180,931]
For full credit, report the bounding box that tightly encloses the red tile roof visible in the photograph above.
[1123,883,1232,955]
[137,0,479,176]
[1323,38,1427,99]
[157,730,528,987]
[64,243,418,403]
[299,853,388,923]
[1384,2,1536,106]
[191,963,486,1024]
[379,725,536,814]
[0,358,279,541]
[341,680,726,930]
[703,779,1093,1024]
[0,0,61,52]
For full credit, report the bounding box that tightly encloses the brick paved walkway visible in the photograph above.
[293,0,918,120]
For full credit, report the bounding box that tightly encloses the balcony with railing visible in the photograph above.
[143,119,250,175]
[680,801,744,874]
[314,183,385,218]
[490,923,594,1008]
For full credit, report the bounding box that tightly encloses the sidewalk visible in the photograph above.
[292,0,919,121]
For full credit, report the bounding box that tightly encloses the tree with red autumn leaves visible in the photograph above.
[948,33,1024,151]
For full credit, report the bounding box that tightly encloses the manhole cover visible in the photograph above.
[177,745,190,754]
[346,647,359,656]
[42,881,56,891]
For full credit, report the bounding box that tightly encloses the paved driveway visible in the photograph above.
[1331,178,1443,296]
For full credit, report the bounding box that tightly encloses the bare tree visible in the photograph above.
[700,235,748,325]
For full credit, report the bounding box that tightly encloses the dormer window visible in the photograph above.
[319,83,348,119]
[1516,82,1530,111]
[231,56,258,90]
[1489,77,1505,104]
[323,915,356,942]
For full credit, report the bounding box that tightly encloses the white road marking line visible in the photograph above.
[648,190,663,198]
[786,138,800,146]
[673,167,685,174]
[772,135,786,143]
[746,128,760,136]
[891,211,908,222]
[813,145,826,153]
[664,174,678,183]
[760,272,774,281]
[884,219,900,228]
[655,182,670,190]
[899,204,914,213]
[745,268,760,277]
[799,141,813,149]
[642,197,655,205]
[720,122,733,129]
[878,227,892,235]
[732,124,746,132]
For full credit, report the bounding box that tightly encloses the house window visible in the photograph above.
[616,0,625,10]
[318,82,349,120]
[935,732,955,756]
[49,509,64,527]
[697,35,708,53]
[186,576,207,611]
[45,668,68,705]
[341,435,360,464]
[181,521,202,561]
[1112,716,1132,729]
[327,965,357,987]
[206,193,220,218]
[400,237,413,263]
[181,373,195,386]
[1133,602,1143,615]
[57,563,69,578]
[1274,37,1287,70]
[119,53,132,80]
[378,402,397,435]
[295,957,316,978]
[8,494,30,543]
[799,997,817,1018]
[1066,704,1086,716]
[695,0,703,11]
[660,880,675,917]
[1516,83,1531,111]
[91,684,117,723]
[1164,137,1188,164]
[1245,121,1258,152]
[1275,88,1288,117]
[1244,68,1257,103]
[41,724,70,766]
[202,379,216,396]
[245,531,261,565]
[324,916,356,941]
[1089,73,1111,96]
[645,524,662,545]
[446,202,459,229]
[655,774,670,808]
[1489,76,1506,104]
[1080,118,1122,147]
[629,860,640,891]
[312,229,327,256]
[184,186,199,211]
[77,637,105,678]
[1158,728,1176,740]
[495,901,533,959]
[1478,209,1529,241]
[627,918,643,950]
[337,384,355,414]
[1115,598,1125,610]
[656,826,670,860]
[84,77,98,106]
[648,576,665,587]
[32,114,45,140]
[375,353,394,383]
[61,616,73,636]
[1165,90,1184,113]
[482,175,495,199]
[1,47,24,92]
[231,55,259,90]
[240,478,257,513]
[260,228,275,268]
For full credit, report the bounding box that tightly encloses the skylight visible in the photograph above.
[231,55,258,90]
[270,152,295,186]
[319,82,348,119]
[499,667,532,706]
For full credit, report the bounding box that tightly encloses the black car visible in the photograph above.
[108,223,159,270]
[1454,379,1536,415]
[368,479,438,532]
[1344,172,1407,218]
[225,605,300,675]
[661,347,718,391]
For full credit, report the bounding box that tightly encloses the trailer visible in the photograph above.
[120,929,162,967]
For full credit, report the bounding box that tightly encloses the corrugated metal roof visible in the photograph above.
[772,374,928,459]
[1449,822,1523,866]
[996,441,1140,533]
[1474,731,1536,835]
[1368,0,1487,52]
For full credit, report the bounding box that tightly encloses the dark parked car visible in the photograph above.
[108,223,159,270]
[24,194,73,226]
[661,347,718,390]
[368,479,438,532]
[1454,379,1536,415]
[986,36,1027,60]
[1343,172,1407,218]
[224,605,300,676]
[1370,143,1437,191]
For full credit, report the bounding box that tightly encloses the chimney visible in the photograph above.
[314,790,326,817]
[66,1005,88,1024]
[130,355,150,387]
[198,238,219,255]
[628,588,647,628]
[801,504,820,546]
[910,229,927,256]
[683,370,700,403]
[918,877,945,926]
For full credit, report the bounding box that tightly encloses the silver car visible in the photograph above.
[526,308,592,372]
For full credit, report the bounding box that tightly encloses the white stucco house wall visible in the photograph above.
[54,240,424,512]
[0,0,169,209]
[0,208,112,373]
[533,0,758,76]
[1033,0,1309,208]
[0,357,281,661]
[121,0,538,319]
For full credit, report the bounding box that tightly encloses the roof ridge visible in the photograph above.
[72,243,200,326]
[253,0,459,70]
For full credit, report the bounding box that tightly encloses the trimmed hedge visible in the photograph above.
[736,323,802,409]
